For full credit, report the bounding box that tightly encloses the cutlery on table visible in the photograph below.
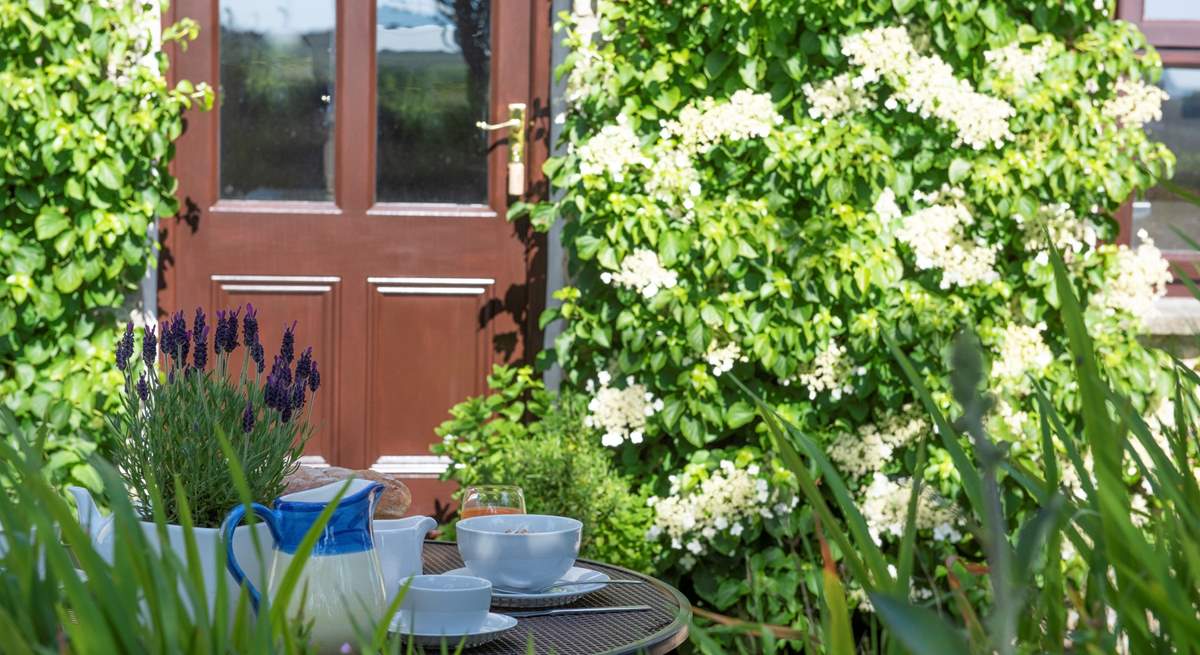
[492,579,648,595]
[505,605,653,618]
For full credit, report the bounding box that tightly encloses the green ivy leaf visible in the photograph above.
[53,261,84,293]
[35,207,70,241]
[726,400,756,428]
[0,305,15,338]
[892,0,918,13]
[92,159,122,190]
[704,51,731,79]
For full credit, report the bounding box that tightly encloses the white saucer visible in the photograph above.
[389,611,517,649]
[445,566,610,608]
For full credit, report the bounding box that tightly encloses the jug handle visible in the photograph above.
[222,503,281,612]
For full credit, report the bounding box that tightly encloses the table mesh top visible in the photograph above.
[416,541,689,654]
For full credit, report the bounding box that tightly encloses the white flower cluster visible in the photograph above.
[802,73,873,122]
[827,406,928,479]
[562,1,611,107]
[601,248,679,298]
[1090,232,1171,324]
[584,371,663,447]
[895,189,999,288]
[1021,203,1099,263]
[861,473,962,544]
[574,115,650,182]
[841,26,1016,149]
[993,398,1031,434]
[984,39,1053,90]
[659,89,783,155]
[991,323,1053,388]
[873,187,903,226]
[644,148,702,214]
[792,340,855,400]
[647,459,796,557]
[1102,77,1168,129]
[705,340,748,377]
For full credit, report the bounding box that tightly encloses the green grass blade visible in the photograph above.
[869,593,970,655]
[731,375,892,589]
[883,332,984,514]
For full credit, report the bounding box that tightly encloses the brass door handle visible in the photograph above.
[477,103,526,196]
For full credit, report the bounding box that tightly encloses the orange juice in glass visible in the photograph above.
[460,485,525,519]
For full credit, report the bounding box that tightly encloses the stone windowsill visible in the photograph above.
[1147,297,1200,336]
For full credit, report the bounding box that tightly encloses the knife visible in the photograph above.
[505,605,653,618]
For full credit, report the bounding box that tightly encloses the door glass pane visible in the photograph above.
[219,0,335,201]
[376,0,490,204]
[1144,0,1200,20]
[1136,68,1200,251]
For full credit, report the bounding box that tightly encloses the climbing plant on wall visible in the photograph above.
[0,0,210,490]
[514,0,1175,636]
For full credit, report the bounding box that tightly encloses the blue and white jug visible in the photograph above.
[222,479,387,653]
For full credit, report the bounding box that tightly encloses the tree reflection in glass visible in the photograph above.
[376,0,490,204]
[219,0,335,202]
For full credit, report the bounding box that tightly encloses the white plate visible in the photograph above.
[389,611,517,649]
[444,566,610,608]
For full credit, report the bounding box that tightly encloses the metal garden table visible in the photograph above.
[421,541,691,654]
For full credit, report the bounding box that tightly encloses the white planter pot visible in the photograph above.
[70,487,271,621]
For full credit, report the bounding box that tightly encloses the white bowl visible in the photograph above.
[456,514,582,591]
[396,575,492,635]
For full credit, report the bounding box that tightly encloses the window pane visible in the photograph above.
[219,0,335,201]
[376,0,490,204]
[1136,67,1200,251]
[1144,0,1200,20]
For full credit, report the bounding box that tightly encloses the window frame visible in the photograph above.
[1117,2,1200,292]
[1118,0,1200,49]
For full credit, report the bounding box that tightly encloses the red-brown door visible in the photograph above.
[163,0,550,517]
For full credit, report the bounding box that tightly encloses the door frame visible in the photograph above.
[159,0,553,467]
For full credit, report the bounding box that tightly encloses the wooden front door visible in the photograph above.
[163,0,550,517]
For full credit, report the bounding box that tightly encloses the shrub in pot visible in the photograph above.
[77,305,322,616]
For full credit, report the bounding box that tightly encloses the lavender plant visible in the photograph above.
[107,305,322,528]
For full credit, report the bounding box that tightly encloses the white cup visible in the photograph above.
[395,575,491,635]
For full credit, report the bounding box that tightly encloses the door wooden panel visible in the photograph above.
[209,275,341,466]
[163,0,551,518]
[365,278,495,474]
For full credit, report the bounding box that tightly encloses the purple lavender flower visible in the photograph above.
[214,310,228,355]
[308,360,321,393]
[281,405,293,423]
[193,324,209,370]
[295,347,313,383]
[264,358,293,411]
[167,311,189,366]
[192,309,207,367]
[179,329,191,367]
[243,304,259,349]
[136,373,148,401]
[159,319,172,362]
[263,372,278,410]
[142,325,157,369]
[290,380,306,410]
[116,322,134,371]
[224,306,241,353]
[280,321,297,364]
[242,400,255,433]
[251,342,265,374]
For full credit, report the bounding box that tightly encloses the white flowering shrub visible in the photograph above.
[515,0,1178,635]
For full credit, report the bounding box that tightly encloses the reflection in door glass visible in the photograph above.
[376,0,490,204]
[1137,68,1200,251]
[219,0,335,201]
[1143,0,1200,20]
